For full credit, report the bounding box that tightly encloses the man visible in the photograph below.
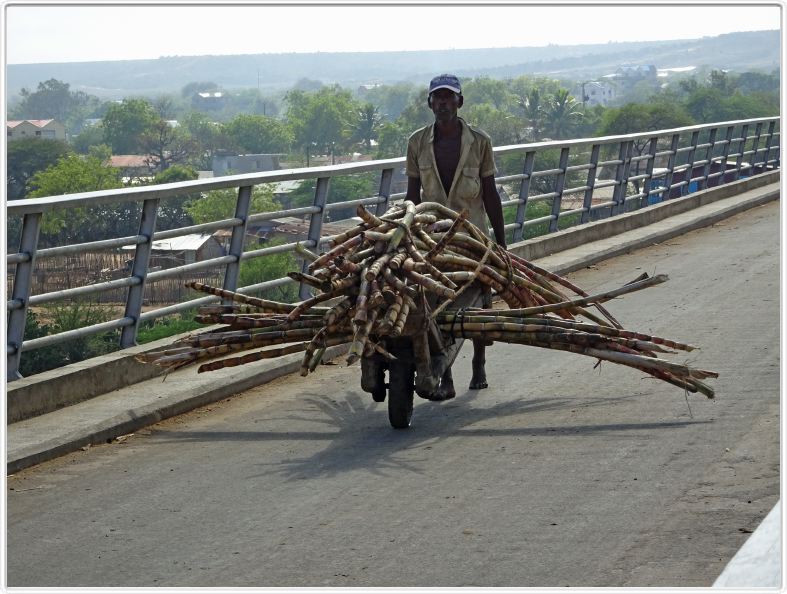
[405,73,507,401]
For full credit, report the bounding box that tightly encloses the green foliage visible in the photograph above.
[395,89,432,132]
[180,111,228,169]
[7,137,73,200]
[239,239,299,303]
[139,119,200,171]
[20,302,116,376]
[26,154,137,245]
[375,121,409,159]
[27,154,122,200]
[351,103,382,149]
[10,78,102,134]
[185,185,278,224]
[102,98,159,154]
[285,86,360,157]
[71,124,106,154]
[223,114,293,153]
[136,312,203,344]
[463,104,521,145]
[149,165,199,230]
[360,83,416,121]
[462,77,514,111]
[286,173,376,221]
[543,89,583,140]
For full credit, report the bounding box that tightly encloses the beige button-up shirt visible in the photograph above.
[405,117,497,233]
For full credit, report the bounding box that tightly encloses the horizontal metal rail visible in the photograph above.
[6,116,779,381]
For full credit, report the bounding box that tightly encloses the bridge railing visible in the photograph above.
[6,117,780,380]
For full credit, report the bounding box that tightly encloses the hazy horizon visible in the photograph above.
[5,4,782,65]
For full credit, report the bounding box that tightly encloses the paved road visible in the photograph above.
[7,202,779,588]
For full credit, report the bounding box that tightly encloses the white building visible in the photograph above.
[7,119,66,141]
[577,81,617,107]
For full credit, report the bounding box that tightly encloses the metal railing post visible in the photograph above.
[549,147,570,232]
[719,125,735,185]
[734,124,749,181]
[681,131,700,195]
[750,122,764,172]
[762,121,776,169]
[611,140,633,216]
[699,127,718,191]
[662,134,680,200]
[580,144,600,224]
[222,185,253,296]
[119,198,159,348]
[299,177,331,300]
[6,213,42,380]
[512,151,535,243]
[375,168,394,216]
[639,137,658,208]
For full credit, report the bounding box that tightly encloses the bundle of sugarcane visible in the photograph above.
[137,201,717,398]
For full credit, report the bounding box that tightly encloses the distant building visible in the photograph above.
[7,119,66,141]
[192,91,226,110]
[212,153,283,176]
[122,233,224,269]
[576,81,617,107]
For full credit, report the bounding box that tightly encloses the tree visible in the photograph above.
[181,112,228,170]
[396,89,432,133]
[11,78,102,133]
[462,76,513,111]
[544,89,583,140]
[286,173,375,221]
[597,102,694,193]
[375,121,410,159]
[518,87,545,142]
[463,104,520,145]
[139,120,199,172]
[223,114,294,154]
[285,87,359,164]
[102,98,159,154]
[684,87,726,123]
[351,103,382,150]
[361,83,415,120]
[26,154,128,245]
[238,239,299,303]
[184,185,278,225]
[7,138,73,200]
[71,124,106,154]
[149,165,199,230]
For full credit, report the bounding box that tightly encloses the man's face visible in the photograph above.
[430,88,462,122]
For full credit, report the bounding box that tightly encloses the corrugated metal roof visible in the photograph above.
[122,233,214,252]
[110,155,150,168]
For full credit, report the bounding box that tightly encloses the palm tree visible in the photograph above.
[517,87,544,142]
[352,103,382,150]
[544,89,583,140]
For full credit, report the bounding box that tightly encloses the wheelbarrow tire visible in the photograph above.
[388,358,415,429]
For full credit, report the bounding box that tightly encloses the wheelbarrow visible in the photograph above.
[360,284,484,428]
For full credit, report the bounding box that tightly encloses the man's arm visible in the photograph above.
[406,176,422,205]
[481,175,506,248]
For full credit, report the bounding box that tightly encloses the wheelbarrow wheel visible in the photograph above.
[388,358,415,429]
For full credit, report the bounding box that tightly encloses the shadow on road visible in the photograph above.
[151,387,709,480]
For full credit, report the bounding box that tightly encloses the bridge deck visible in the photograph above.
[6,184,780,587]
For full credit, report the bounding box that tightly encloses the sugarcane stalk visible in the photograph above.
[187,282,296,313]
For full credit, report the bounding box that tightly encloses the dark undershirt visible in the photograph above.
[433,127,461,195]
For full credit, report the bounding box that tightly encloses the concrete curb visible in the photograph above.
[713,500,782,587]
[6,173,780,474]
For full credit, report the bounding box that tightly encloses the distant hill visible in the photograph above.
[6,30,779,99]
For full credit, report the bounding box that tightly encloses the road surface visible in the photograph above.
[7,201,780,587]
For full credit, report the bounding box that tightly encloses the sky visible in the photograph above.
[4,2,783,65]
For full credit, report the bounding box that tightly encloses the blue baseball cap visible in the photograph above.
[429,74,462,95]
